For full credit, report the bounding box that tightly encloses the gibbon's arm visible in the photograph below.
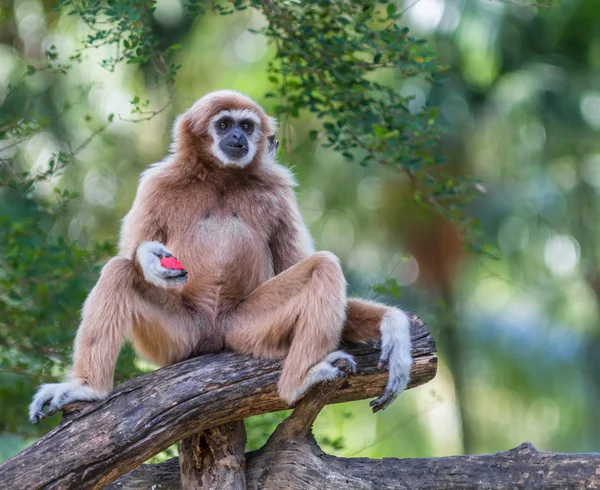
[270,187,315,274]
[118,171,188,288]
[29,173,185,424]
[118,171,169,259]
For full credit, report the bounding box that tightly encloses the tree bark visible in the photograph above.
[0,314,436,490]
[109,440,600,490]
[178,421,247,490]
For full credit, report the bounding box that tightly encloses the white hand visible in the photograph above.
[136,241,188,288]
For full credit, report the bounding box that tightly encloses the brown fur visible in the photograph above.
[68,91,397,403]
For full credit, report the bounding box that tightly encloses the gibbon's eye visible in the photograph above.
[240,120,254,133]
[217,119,231,131]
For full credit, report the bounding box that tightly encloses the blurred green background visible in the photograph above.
[1,0,596,465]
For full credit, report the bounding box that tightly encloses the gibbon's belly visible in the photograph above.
[177,214,273,306]
[196,215,256,266]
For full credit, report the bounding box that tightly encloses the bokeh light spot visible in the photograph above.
[544,235,579,277]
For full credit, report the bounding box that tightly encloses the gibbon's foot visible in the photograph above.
[370,308,413,413]
[286,350,357,405]
[29,382,107,424]
[136,241,188,288]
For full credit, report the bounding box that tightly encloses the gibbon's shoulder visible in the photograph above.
[139,158,172,186]
[260,159,298,190]
[138,157,202,191]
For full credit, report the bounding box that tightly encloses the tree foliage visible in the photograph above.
[0,0,477,437]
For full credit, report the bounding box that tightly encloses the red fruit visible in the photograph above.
[160,256,185,270]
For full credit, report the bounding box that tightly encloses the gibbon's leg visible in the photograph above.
[343,299,413,412]
[28,241,188,424]
[224,251,350,405]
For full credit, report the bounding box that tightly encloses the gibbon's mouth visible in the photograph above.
[221,143,249,159]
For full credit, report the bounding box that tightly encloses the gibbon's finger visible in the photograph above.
[162,268,188,279]
[164,273,188,287]
[166,276,188,286]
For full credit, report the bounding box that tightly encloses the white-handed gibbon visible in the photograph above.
[29,90,413,424]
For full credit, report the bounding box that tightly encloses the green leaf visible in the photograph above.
[373,124,387,137]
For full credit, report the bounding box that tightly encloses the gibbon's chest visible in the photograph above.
[169,183,280,283]
[172,182,280,249]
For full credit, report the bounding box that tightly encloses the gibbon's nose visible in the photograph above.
[220,131,249,158]
[231,129,246,148]
[229,130,247,148]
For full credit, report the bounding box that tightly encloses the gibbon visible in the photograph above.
[29,90,413,424]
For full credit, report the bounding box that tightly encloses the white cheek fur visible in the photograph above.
[208,110,262,168]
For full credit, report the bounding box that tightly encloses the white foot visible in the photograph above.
[29,381,107,424]
[286,350,356,404]
[371,308,413,412]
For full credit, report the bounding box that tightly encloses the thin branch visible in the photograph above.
[266,356,355,445]
[492,0,553,8]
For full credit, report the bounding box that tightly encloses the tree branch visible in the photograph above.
[178,421,247,490]
[0,314,436,490]
[109,440,600,490]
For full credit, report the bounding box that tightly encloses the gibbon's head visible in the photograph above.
[174,90,277,169]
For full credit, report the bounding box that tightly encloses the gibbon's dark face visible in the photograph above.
[207,106,263,167]
[216,116,254,160]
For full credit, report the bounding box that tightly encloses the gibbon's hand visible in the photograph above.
[136,241,188,288]
[29,381,107,424]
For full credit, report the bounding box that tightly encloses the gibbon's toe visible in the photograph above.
[282,351,358,405]
[28,381,108,423]
[326,350,357,375]
[29,408,46,425]
[370,389,396,413]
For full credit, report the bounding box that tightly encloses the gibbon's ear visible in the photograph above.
[267,135,279,156]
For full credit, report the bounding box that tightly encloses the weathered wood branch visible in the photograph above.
[111,440,600,490]
[0,314,436,490]
[178,420,247,490]
[113,355,363,490]
[266,355,356,447]
[176,351,356,490]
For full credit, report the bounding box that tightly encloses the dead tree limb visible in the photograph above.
[176,350,356,490]
[111,441,600,490]
[110,357,600,490]
[0,314,436,490]
[178,420,247,490]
